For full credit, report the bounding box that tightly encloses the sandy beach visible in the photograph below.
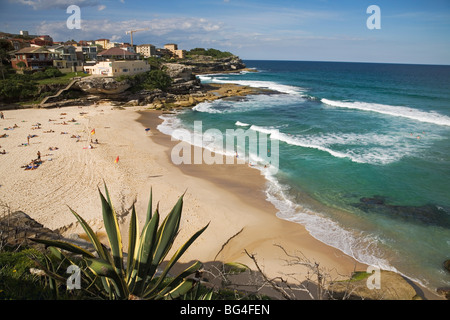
[2,102,439,299]
[0,104,362,276]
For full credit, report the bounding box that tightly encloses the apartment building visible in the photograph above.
[136,44,156,58]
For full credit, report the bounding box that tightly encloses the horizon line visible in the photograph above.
[240,58,450,67]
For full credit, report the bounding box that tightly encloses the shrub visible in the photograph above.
[0,248,55,300]
[143,69,172,91]
[0,79,38,102]
[186,48,234,59]
[44,68,63,78]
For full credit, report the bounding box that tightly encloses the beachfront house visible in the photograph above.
[97,47,138,61]
[83,59,150,77]
[48,45,83,72]
[10,46,53,70]
[75,45,98,62]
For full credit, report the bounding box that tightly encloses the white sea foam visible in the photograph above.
[157,114,397,274]
[192,101,223,113]
[321,98,450,127]
[235,121,250,127]
[192,94,297,114]
[262,171,395,271]
[205,76,304,95]
[249,125,431,165]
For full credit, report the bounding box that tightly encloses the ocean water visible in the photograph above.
[158,61,450,292]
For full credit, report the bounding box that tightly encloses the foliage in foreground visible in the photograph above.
[31,184,209,300]
[0,248,55,300]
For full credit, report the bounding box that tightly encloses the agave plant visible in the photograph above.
[31,184,209,300]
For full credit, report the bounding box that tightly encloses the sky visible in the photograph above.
[0,0,449,65]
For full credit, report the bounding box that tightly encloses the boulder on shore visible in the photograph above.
[74,77,131,95]
[328,270,420,300]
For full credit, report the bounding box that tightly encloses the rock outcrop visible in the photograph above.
[328,270,421,300]
[74,76,132,94]
[0,211,62,249]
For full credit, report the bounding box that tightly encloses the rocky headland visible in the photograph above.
[39,55,267,110]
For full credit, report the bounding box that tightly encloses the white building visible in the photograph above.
[83,60,150,77]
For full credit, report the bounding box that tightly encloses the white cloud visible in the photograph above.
[35,17,223,44]
[97,5,106,11]
[14,0,99,10]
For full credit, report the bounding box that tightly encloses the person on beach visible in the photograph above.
[27,135,30,144]
[37,151,41,161]
[0,112,4,119]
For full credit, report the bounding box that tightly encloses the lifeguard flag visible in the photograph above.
[115,156,119,163]
[91,129,95,135]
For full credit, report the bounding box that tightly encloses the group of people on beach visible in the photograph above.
[0,110,100,172]
[22,151,42,170]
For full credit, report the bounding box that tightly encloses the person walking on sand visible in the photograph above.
[27,135,30,145]
[37,151,41,161]
[0,112,4,119]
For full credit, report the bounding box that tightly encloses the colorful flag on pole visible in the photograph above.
[115,156,119,163]
[91,129,95,135]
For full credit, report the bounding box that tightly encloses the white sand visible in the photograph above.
[0,104,366,287]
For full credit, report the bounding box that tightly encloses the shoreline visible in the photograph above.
[136,109,366,271]
[136,108,445,300]
[0,90,443,299]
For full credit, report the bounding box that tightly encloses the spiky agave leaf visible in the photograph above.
[68,207,111,263]
[148,260,203,300]
[147,195,184,278]
[143,222,209,298]
[99,186,124,276]
[159,279,197,300]
[85,257,129,299]
[30,238,95,258]
[126,203,138,283]
[128,206,160,295]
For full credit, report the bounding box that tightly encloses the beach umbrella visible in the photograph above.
[115,156,119,163]
[91,129,96,135]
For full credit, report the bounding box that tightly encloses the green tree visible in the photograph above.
[44,67,63,78]
[0,40,14,80]
[143,69,172,91]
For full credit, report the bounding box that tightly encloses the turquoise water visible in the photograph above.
[158,61,450,292]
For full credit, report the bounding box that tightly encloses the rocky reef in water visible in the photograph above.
[354,195,450,228]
